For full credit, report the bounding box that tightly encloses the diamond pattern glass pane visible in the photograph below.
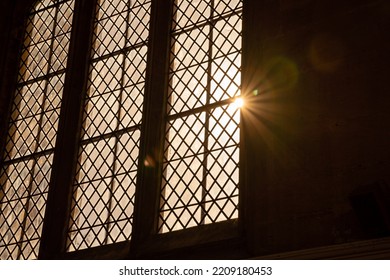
[159,0,242,233]
[0,0,74,260]
[67,0,151,252]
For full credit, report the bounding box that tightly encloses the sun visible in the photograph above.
[232,97,244,109]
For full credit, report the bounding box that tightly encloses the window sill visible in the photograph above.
[253,236,390,260]
[135,219,248,259]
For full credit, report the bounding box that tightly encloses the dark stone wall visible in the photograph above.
[244,0,390,256]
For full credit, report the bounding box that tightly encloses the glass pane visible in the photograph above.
[164,113,206,161]
[94,13,127,56]
[96,0,128,21]
[83,91,120,139]
[33,0,55,12]
[50,33,71,72]
[27,8,55,45]
[123,46,148,87]
[208,103,240,152]
[214,0,242,16]
[127,3,151,45]
[160,156,204,233]
[55,0,74,35]
[89,55,124,97]
[210,52,241,102]
[212,14,242,59]
[119,84,144,129]
[5,116,40,159]
[75,138,115,184]
[171,26,210,72]
[173,0,211,30]
[205,146,239,223]
[168,63,208,115]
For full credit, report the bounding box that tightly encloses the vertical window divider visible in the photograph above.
[130,0,173,255]
[158,0,177,235]
[200,0,216,226]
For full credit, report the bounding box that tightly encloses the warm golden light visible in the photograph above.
[233,97,244,109]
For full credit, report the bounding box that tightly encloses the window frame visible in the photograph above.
[0,0,251,260]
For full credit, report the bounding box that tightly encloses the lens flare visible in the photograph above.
[233,97,244,109]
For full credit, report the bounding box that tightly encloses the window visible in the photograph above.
[0,0,244,259]
[159,0,242,232]
[67,0,151,251]
[0,0,75,259]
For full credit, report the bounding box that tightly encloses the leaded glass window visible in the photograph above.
[0,0,75,259]
[0,0,244,259]
[159,0,242,233]
[66,0,151,251]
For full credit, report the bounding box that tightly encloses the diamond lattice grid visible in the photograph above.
[67,0,151,251]
[0,0,74,259]
[168,25,210,114]
[93,0,151,58]
[159,104,240,232]
[204,146,239,223]
[0,154,54,260]
[159,0,242,233]
[173,0,211,30]
[68,131,141,251]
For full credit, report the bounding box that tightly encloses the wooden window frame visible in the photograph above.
[0,0,254,260]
